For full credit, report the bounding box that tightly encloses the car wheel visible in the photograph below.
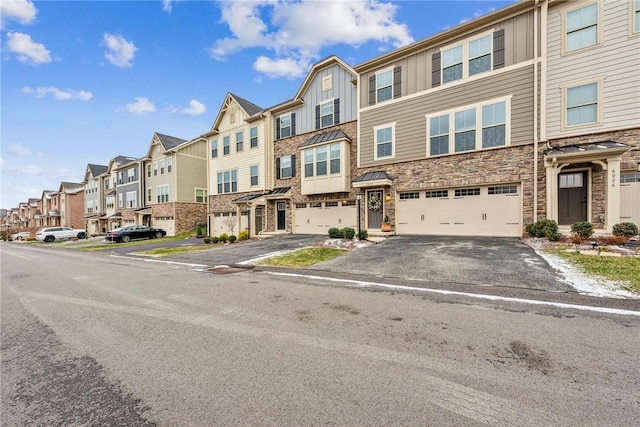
[77,232,87,239]
[17,236,23,241]
[154,231,163,239]
[121,235,131,243]
[44,235,54,243]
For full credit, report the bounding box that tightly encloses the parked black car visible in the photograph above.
[105,225,166,243]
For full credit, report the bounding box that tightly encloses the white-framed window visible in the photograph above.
[236,131,243,152]
[250,165,259,186]
[442,45,463,84]
[374,123,395,160]
[279,155,293,179]
[303,143,341,178]
[147,164,151,178]
[316,145,328,176]
[211,139,218,158]
[153,161,158,176]
[634,0,640,33]
[127,168,135,182]
[564,81,599,127]
[217,170,237,194]
[167,157,172,173]
[320,99,335,128]
[147,188,151,202]
[117,171,124,185]
[304,149,314,177]
[564,3,598,52]
[376,68,393,102]
[330,143,340,174]
[118,193,123,208]
[160,159,165,174]
[427,98,510,156]
[157,185,169,203]
[322,75,332,91]
[87,200,94,213]
[195,188,207,203]
[559,173,583,188]
[468,34,492,76]
[106,195,114,209]
[250,127,258,148]
[280,114,292,138]
[125,191,137,208]
[223,136,230,155]
[440,31,494,84]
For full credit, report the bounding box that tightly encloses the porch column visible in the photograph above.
[545,160,559,222]
[605,158,622,232]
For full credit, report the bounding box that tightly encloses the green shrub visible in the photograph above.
[358,230,368,240]
[571,221,593,238]
[228,235,237,243]
[341,227,356,239]
[237,230,250,241]
[328,227,343,238]
[211,236,220,243]
[612,222,639,238]
[203,237,211,244]
[218,233,228,242]
[526,219,559,240]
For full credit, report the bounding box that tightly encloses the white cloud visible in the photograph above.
[209,0,413,78]
[103,33,137,68]
[0,0,37,27]
[121,97,156,114]
[22,86,93,101]
[459,7,496,25]
[5,32,51,65]
[179,99,206,116]
[3,164,45,176]
[7,144,33,156]
[162,0,180,13]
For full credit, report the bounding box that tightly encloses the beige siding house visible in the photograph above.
[542,0,640,232]
[143,133,208,236]
[355,1,543,237]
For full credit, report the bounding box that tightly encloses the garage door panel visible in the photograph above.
[295,203,357,234]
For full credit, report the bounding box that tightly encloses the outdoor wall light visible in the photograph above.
[385,193,392,202]
[637,162,640,172]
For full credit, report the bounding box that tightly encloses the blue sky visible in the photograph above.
[1,0,515,209]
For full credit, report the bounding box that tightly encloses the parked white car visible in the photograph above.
[35,227,87,242]
[13,231,31,240]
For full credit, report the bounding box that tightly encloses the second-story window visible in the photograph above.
[442,45,463,83]
[147,188,151,202]
[565,81,598,127]
[277,155,295,179]
[167,158,172,173]
[236,131,243,152]
[317,99,338,129]
[153,161,158,176]
[117,171,124,185]
[368,66,401,105]
[468,35,491,76]
[250,127,258,148]
[223,136,230,155]
[217,170,237,194]
[127,168,135,182]
[211,139,218,158]
[376,69,393,102]
[374,124,395,160]
[250,165,259,186]
[157,185,169,203]
[160,159,165,175]
[279,115,292,138]
[147,164,151,178]
[125,191,137,208]
[565,3,598,52]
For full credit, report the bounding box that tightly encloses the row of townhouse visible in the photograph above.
[3,0,639,239]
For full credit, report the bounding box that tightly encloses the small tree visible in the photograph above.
[223,216,238,235]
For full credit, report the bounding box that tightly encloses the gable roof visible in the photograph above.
[88,163,108,177]
[156,133,187,151]
[230,93,264,117]
[59,182,85,194]
[209,92,265,133]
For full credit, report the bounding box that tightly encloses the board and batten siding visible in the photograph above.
[358,10,535,107]
[546,0,640,138]
[359,64,535,167]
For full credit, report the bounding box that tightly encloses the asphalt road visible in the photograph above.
[2,243,640,426]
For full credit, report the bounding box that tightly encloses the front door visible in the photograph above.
[558,171,587,225]
[367,190,384,229]
[276,202,286,231]
[254,206,264,235]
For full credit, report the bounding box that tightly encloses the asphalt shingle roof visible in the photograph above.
[88,164,108,176]
[230,93,264,117]
[156,133,187,151]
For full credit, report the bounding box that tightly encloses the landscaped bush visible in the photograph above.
[203,237,211,244]
[341,227,356,239]
[211,236,220,243]
[328,227,342,238]
[612,222,639,238]
[237,230,250,241]
[228,235,237,243]
[358,230,368,240]
[525,219,560,240]
[571,221,593,238]
[218,233,228,242]
[595,234,628,246]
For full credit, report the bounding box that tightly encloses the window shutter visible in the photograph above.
[431,52,441,87]
[276,157,281,179]
[368,75,376,105]
[315,105,320,129]
[276,117,281,139]
[291,154,296,177]
[493,29,505,69]
[334,98,340,124]
[291,113,296,136]
[393,66,401,99]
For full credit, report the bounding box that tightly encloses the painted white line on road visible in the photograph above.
[265,271,640,317]
[109,255,208,268]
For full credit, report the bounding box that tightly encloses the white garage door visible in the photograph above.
[396,184,521,237]
[153,218,175,236]
[621,173,640,228]
[294,201,357,234]
[211,212,248,236]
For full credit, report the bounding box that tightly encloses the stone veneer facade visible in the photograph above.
[152,202,207,235]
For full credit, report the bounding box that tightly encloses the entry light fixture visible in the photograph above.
[637,162,640,172]
[385,193,392,202]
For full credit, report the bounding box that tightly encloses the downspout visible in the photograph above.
[533,0,539,223]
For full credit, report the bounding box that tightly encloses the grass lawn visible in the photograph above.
[135,245,218,256]
[258,247,347,268]
[546,249,640,293]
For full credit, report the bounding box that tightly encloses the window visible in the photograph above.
[316,146,327,176]
[153,161,158,176]
[374,124,394,159]
[399,192,420,200]
[236,131,243,152]
[566,82,598,127]
[127,168,135,182]
[455,188,480,197]
[106,196,114,209]
[442,45,463,83]
[167,158,172,173]
[160,160,165,175]
[322,75,332,91]
[217,170,238,194]
[429,115,449,156]
[118,193,123,208]
[427,99,509,156]
[376,69,393,102]
[559,173,583,188]
[125,191,137,208]
[279,155,293,179]
[250,165,258,186]
[223,136,230,155]
[621,172,640,183]
[117,172,124,185]
[455,109,476,152]
[280,115,292,138]
[468,35,491,76]
[425,190,449,198]
[635,0,640,33]
[330,143,340,174]
[147,188,151,202]
[195,188,207,203]
[488,185,517,194]
[304,150,314,177]
[157,185,169,202]
[320,100,334,128]
[211,139,218,158]
[147,164,151,178]
[565,3,598,52]
[250,127,258,148]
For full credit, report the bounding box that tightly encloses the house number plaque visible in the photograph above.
[611,169,616,188]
